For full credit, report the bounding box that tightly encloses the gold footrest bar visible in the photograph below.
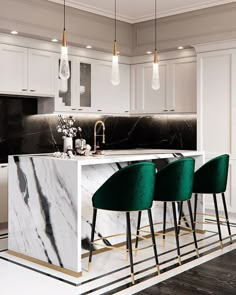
[92,233,148,252]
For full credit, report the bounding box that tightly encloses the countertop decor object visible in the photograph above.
[56,114,82,152]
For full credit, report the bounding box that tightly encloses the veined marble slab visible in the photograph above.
[8,150,204,274]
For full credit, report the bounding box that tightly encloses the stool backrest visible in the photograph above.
[93,162,156,211]
[154,158,195,202]
[193,154,229,194]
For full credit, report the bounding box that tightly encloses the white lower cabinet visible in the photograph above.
[0,164,8,224]
[131,57,196,114]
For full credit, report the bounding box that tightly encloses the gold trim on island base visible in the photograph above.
[7,250,82,278]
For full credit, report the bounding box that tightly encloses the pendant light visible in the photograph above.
[152,0,160,90]
[111,0,120,86]
[59,0,70,80]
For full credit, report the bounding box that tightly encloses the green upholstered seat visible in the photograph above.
[154,157,195,202]
[193,154,229,194]
[135,157,198,266]
[192,154,232,247]
[89,161,159,284]
[93,162,156,211]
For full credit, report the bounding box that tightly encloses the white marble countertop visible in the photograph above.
[18,149,204,166]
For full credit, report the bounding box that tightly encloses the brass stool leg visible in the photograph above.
[194,193,198,225]
[88,208,97,272]
[134,211,142,254]
[213,194,223,249]
[172,202,181,265]
[126,212,135,285]
[163,202,167,247]
[148,209,160,275]
[188,200,199,257]
[222,193,232,244]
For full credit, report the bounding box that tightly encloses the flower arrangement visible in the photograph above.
[56,115,82,138]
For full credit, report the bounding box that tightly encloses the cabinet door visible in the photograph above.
[78,60,93,112]
[198,52,234,213]
[0,44,27,94]
[170,58,196,113]
[55,56,78,112]
[92,61,130,114]
[131,63,167,114]
[0,164,8,224]
[28,49,56,96]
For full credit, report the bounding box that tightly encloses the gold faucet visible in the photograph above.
[94,120,105,154]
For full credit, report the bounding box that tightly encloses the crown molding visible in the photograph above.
[48,0,236,24]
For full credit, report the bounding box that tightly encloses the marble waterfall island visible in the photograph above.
[8,150,204,276]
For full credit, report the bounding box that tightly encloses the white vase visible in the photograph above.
[63,137,73,152]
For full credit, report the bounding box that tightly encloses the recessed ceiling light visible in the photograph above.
[51,38,58,43]
[86,45,92,49]
[146,51,152,54]
[177,46,184,50]
[10,31,18,35]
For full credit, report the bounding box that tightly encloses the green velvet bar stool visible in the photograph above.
[135,158,199,266]
[88,162,160,285]
[193,154,232,248]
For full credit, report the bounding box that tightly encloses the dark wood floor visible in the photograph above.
[136,249,236,295]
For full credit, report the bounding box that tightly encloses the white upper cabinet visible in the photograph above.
[28,49,55,96]
[171,58,196,113]
[0,44,27,94]
[92,61,130,114]
[131,63,168,114]
[131,57,196,114]
[0,44,56,96]
[54,57,94,113]
[51,57,130,114]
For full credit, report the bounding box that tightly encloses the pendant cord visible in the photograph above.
[64,0,66,31]
[155,0,156,50]
[114,0,117,41]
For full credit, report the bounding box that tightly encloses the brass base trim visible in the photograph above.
[7,250,82,278]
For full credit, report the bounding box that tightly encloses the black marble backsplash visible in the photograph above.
[0,96,196,163]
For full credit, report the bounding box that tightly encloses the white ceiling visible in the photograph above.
[49,0,236,23]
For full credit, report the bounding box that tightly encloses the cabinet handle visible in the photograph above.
[78,109,83,111]
[21,89,27,91]
[30,89,36,92]
[0,165,7,168]
[71,108,76,111]
[125,111,129,113]
[97,110,102,112]
[163,109,168,112]
[170,109,175,112]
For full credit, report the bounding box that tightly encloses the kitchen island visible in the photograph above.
[8,150,204,277]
